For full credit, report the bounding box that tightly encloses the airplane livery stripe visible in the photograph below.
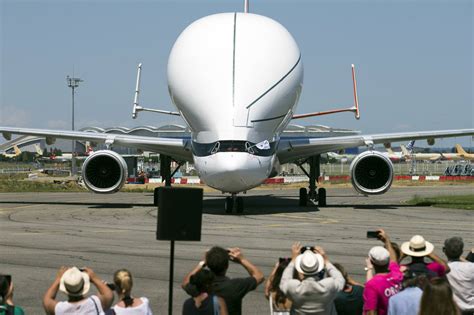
[251,113,287,123]
[245,54,301,109]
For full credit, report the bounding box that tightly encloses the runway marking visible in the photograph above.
[271,213,339,224]
[0,204,45,211]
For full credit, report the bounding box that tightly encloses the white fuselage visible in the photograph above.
[167,13,303,193]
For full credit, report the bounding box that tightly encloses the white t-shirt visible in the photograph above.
[55,295,104,315]
[113,297,153,315]
[446,261,474,312]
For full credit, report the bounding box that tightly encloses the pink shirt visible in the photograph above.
[363,262,403,315]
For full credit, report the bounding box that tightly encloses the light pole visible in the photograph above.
[66,75,83,176]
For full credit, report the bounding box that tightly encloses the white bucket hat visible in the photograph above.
[401,235,434,257]
[295,250,324,276]
[59,267,90,297]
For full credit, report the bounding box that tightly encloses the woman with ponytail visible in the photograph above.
[111,269,153,315]
[0,275,24,315]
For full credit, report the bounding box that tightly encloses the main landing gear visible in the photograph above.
[154,155,184,206]
[297,155,327,207]
[225,193,244,214]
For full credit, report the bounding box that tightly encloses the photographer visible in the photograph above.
[0,274,25,315]
[182,246,264,315]
[279,243,344,315]
[43,266,114,315]
[363,229,403,315]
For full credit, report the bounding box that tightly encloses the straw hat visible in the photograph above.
[401,235,434,257]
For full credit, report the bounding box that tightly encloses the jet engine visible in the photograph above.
[349,151,394,195]
[82,150,128,194]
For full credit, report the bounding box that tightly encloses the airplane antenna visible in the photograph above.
[132,63,142,119]
[292,64,361,120]
[244,0,249,13]
[131,63,181,119]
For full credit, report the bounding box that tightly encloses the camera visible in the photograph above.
[300,246,315,254]
[367,231,380,239]
[106,282,116,291]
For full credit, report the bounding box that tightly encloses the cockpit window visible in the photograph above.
[192,140,276,157]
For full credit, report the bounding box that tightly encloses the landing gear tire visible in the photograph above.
[154,187,160,206]
[236,197,244,214]
[318,188,326,207]
[299,188,307,206]
[225,197,233,214]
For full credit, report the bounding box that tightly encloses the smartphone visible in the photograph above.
[300,246,315,253]
[106,283,116,291]
[367,231,380,239]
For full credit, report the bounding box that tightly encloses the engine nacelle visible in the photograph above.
[82,150,128,194]
[350,151,394,195]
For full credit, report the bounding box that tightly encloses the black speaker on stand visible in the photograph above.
[156,187,203,315]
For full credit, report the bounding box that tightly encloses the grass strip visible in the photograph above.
[407,194,474,210]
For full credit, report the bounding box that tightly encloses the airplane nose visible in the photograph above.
[196,153,271,193]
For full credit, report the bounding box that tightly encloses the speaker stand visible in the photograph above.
[168,240,175,315]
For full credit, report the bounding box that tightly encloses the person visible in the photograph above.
[182,246,264,315]
[182,268,228,315]
[43,266,114,315]
[400,234,450,277]
[279,243,344,315]
[264,258,292,315]
[333,263,363,315]
[419,277,460,315]
[363,229,403,315]
[443,237,474,315]
[387,267,428,315]
[110,269,153,314]
[0,275,25,315]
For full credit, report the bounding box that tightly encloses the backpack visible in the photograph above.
[0,304,14,315]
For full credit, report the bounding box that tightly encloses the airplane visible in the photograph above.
[400,144,463,162]
[1,1,474,213]
[455,144,474,161]
[0,145,22,158]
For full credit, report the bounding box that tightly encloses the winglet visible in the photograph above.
[352,64,360,120]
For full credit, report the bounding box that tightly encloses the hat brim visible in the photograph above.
[59,271,90,297]
[401,241,434,257]
[294,253,324,276]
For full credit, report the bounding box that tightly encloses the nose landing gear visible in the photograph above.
[225,193,244,214]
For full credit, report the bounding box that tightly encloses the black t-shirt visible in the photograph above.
[182,295,215,315]
[211,275,257,315]
[334,285,364,315]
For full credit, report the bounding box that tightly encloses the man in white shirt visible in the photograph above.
[443,237,474,315]
[279,243,344,315]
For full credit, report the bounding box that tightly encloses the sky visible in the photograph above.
[0,0,473,147]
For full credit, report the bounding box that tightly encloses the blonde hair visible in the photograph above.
[113,269,133,296]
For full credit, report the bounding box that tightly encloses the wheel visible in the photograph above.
[318,188,326,207]
[225,197,233,214]
[154,187,160,206]
[299,188,307,206]
[236,197,244,214]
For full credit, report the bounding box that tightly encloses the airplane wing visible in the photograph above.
[0,127,192,162]
[277,129,474,163]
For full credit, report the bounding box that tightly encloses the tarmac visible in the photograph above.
[0,185,473,314]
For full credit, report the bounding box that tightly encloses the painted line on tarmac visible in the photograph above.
[0,204,45,211]
[271,213,339,223]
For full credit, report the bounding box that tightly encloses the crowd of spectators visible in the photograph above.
[1,232,472,315]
